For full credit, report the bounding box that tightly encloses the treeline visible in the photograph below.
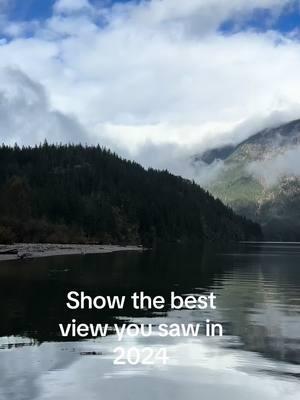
[0,143,262,245]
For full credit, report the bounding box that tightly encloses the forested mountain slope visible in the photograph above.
[0,144,262,245]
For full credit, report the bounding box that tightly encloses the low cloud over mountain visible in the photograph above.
[1,1,300,159]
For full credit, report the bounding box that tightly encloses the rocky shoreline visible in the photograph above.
[0,243,144,262]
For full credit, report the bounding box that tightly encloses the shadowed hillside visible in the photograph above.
[0,143,262,245]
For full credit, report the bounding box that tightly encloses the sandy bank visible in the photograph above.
[0,243,144,262]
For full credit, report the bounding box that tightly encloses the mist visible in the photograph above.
[1,68,299,191]
[248,146,300,186]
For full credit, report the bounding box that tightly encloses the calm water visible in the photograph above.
[0,243,300,400]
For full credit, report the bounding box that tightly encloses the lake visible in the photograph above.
[0,243,299,400]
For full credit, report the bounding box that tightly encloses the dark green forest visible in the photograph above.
[0,143,262,245]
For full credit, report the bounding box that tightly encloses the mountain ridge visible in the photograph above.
[199,118,300,240]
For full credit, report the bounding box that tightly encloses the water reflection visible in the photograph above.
[0,243,300,400]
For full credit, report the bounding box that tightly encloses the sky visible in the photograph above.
[1,0,300,173]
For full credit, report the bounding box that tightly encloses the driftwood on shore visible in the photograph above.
[0,248,18,255]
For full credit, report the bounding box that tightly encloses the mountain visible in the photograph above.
[0,144,261,246]
[199,119,300,241]
[194,144,235,165]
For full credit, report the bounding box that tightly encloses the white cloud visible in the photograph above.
[54,0,93,14]
[116,0,288,29]
[0,69,88,145]
[0,0,300,171]
[248,147,300,186]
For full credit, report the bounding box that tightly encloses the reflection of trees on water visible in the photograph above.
[0,245,213,341]
[0,244,299,366]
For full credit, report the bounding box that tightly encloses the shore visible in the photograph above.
[0,243,144,262]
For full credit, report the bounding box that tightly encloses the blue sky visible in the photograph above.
[220,3,300,34]
[5,0,135,22]
[5,0,55,21]
[5,0,300,35]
